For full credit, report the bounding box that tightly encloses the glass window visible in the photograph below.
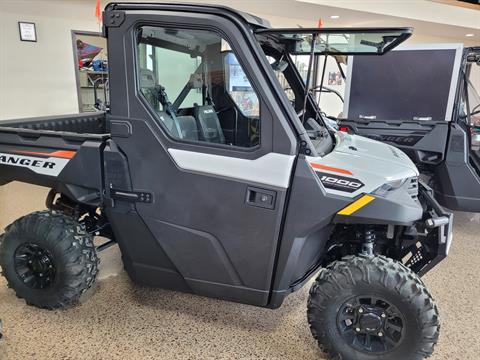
[136,26,261,148]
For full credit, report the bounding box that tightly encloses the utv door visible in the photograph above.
[103,4,297,306]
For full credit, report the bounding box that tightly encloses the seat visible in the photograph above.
[194,105,225,144]
[177,115,199,141]
[157,111,198,141]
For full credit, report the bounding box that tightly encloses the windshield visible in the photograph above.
[256,28,412,116]
[256,28,412,55]
[257,27,412,155]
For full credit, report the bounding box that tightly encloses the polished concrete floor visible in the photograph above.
[0,182,479,360]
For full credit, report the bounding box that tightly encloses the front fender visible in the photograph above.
[333,191,422,226]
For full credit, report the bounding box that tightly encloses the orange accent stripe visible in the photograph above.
[310,163,353,175]
[15,150,76,159]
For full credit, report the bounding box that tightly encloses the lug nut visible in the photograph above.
[381,313,386,318]
[378,332,383,337]
[358,308,364,313]
[355,327,361,332]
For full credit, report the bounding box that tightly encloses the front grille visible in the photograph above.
[406,177,419,200]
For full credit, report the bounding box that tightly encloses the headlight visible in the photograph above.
[372,178,407,197]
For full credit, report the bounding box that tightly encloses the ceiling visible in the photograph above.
[245,0,480,46]
[291,0,479,45]
[432,0,480,11]
[94,0,480,46]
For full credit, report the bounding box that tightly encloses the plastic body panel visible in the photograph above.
[268,157,351,308]
[0,112,108,134]
[339,120,449,166]
[434,124,480,211]
[338,121,480,212]
[0,128,106,206]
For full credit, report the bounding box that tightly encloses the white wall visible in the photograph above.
[0,0,316,121]
[0,0,103,120]
[0,0,477,121]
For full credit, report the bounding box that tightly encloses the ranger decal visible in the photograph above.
[0,152,71,177]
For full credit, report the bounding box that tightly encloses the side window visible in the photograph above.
[136,26,261,148]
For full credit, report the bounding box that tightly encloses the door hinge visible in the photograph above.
[102,10,125,37]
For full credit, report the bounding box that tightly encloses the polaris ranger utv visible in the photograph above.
[0,3,451,359]
[339,44,480,212]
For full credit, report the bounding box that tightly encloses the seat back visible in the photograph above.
[158,112,198,141]
[194,105,225,144]
[177,115,199,141]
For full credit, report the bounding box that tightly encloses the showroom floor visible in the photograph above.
[0,182,479,360]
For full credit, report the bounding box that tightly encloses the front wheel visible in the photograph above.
[0,211,99,309]
[308,255,440,360]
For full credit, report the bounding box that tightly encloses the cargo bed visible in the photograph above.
[0,112,109,135]
[0,112,110,206]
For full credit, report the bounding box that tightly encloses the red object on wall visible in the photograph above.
[95,0,101,24]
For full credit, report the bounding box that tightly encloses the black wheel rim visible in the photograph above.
[336,295,405,354]
[14,243,56,289]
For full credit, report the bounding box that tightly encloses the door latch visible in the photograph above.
[110,188,153,203]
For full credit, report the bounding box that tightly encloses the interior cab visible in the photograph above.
[137,26,261,149]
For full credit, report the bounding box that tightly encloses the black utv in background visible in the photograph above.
[0,3,451,360]
[339,45,480,212]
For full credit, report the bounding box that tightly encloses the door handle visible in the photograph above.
[246,187,276,210]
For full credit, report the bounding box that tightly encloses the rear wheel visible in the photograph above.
[0,211,99,309]
[308,255,440,360]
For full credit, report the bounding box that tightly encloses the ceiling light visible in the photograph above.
[330,15,340,19]
[466,33,475,37]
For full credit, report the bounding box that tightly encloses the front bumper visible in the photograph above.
[406,181,453,276]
